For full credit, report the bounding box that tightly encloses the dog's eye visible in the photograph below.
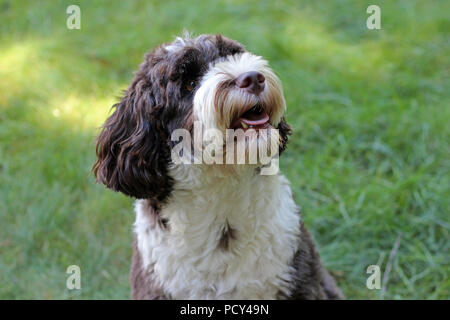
[186,80,196,92]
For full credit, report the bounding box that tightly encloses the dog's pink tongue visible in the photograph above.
[240,111,269,126]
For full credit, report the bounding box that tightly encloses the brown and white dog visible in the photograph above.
[93,33,343,300]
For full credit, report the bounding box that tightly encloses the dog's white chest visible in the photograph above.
[134,172,300,299]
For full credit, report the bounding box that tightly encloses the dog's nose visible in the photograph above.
[235,71,265,95]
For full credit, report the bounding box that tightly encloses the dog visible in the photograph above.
[93,33,343,300]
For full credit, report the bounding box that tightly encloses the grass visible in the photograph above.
[0,0,448,299]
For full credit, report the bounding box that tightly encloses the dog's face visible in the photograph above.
[93,34,290,201]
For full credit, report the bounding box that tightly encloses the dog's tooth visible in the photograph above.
[241,121,248,129]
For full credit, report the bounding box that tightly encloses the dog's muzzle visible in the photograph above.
[193,52,286,132]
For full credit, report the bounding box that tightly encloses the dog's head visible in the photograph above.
[93,34,291,200]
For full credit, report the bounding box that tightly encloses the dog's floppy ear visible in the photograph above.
[92,75,173,200]
[277,117,291,155]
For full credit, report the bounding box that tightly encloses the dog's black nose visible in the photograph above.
[235,71,265,95]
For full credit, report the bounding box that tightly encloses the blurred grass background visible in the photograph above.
[0,0,449,299]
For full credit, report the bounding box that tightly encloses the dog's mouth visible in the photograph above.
[230,104,270,130]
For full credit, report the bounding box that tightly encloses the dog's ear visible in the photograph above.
[92,76,173,200]
[277,117,291,155]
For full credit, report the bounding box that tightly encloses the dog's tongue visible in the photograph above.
[240,111,269,126]
[231,106,270,129]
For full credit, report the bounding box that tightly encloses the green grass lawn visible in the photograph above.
[0,0,448,299]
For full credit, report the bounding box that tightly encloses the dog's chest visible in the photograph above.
[134,173,301,299]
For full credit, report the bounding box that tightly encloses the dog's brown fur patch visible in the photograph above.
[130,237,168,300]
[280,223,344,299]
[218,221,236,250]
